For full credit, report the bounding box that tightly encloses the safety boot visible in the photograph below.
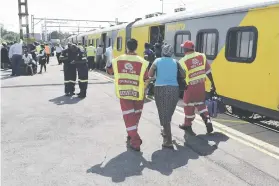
[200,114,214,134]
[179,125,196,136]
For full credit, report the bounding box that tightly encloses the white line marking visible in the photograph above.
[93,71,279,159]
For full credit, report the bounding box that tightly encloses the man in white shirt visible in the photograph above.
[96,45,103,70]
[22,49,36,75]
[56,44,63,65]
[9,40,23,76]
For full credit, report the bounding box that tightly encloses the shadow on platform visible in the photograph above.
[49,95,83,105]
[87,132,229,182]
[184,132,229,156]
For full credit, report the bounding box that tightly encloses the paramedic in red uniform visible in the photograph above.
[178,40,216,135]
[106,39,149,151]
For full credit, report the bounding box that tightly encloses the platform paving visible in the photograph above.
[1,57,279,186]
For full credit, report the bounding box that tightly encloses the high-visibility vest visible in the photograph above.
[178,52,207,85]
[36,45,41,53]
[86,46,95,57]
[45,46,50,54]
[112,54,149,101]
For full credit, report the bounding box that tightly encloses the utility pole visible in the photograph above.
[18,0,29,41]
[160,0,164,14]
[44,17,47,41]
[31,14,34,37]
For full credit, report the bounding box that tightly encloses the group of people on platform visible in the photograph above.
[106,38,216,151]
[1,40,64,76]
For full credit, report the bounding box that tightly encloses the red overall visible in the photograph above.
[109,54,148,148]
[183,56,212,126]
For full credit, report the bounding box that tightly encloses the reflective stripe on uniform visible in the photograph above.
[126,125,137,131]
[78,79,88,82]
[135,109,142,113]
[199,109,208,114]
[122,109,135,115]
[113,54,149,101]
[184,102,204,106]
[206,69,211,74]
[185,115,196,119]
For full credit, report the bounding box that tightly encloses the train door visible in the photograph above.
[149,25,165,46]
[82,36,85,46]
[101,33,107,52]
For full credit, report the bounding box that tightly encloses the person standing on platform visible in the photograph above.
[72,44,88,98]
[106,39,149,151]
[148,44,185,148]
[96,45,103,70]
[38,44,47,74]
[9,40,23,76]
[45,43,51,64]
[30,42,38,64]
[178,40,216,135]
[56,44,63,65]
[1,42,9,69]
[64,43,78,96]
[61,43,75,96]
[86,43,96,71]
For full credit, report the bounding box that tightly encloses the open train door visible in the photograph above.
[149,25,165,46]
[125,18,142,52]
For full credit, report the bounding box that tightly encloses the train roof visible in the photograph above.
[132,0,279,27]
[80,23,128,36]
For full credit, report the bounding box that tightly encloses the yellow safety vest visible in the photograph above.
[112,54,149,101]
[86,46,95,57]
[36,45,41,53]
[178,52,207,85]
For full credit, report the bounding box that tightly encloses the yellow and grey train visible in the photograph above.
[65,1,279,120]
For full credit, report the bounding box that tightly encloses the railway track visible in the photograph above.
[94,70,279,133]
[225,106,279,133]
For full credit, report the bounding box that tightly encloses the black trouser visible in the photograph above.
[96,55,102,70]
[87,56,95,70]
[11,54,22,76]
[64,63,76,94]
[46,54,50,64]
[56,52,61,64]
[39,59,46,73]
[76,63,88,96]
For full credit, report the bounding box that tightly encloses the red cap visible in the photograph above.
[181,40,195,49]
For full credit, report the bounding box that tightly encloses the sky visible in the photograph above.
[0,0,275,34]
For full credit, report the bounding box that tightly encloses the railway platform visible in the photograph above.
[1,57,279,186]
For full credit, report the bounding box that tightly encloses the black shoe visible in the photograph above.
[78,94,86,98]
[76,92,81,96]
[69,92,75,96]
[179,125,196,136]
[206,122,214,134]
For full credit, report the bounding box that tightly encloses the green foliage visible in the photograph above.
[1,26,19,42]
[50,31,71,40]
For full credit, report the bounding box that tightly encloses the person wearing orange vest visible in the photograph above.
[107,39,149,151]
[178,40,216,135]
[45,43,51,64]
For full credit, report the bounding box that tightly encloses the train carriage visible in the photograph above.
[65,1,279,120]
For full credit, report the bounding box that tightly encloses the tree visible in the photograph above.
[50,31,71,40]
[0,26,19,42]
[50,31,59,39]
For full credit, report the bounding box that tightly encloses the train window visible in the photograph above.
[174,31,191,57]
[225,26,258,63]
[108,38,112,47]
[96,39,99,47]
[117,37,122,51]
[196,29,219,60]
[92,39,95,47]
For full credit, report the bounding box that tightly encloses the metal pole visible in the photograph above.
[31,14,34,37]
[161,0,164,14]
[44,17,47,41]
